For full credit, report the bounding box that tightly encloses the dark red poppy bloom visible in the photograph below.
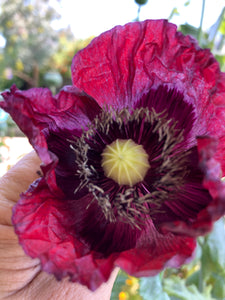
[1,20,225,290]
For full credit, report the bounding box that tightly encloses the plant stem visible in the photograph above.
[198,238,205,293]
[198,0,206,44]
[137,5,141,21]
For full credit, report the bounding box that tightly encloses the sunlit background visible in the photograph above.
[51,0,225,39]
[0,1,225,299]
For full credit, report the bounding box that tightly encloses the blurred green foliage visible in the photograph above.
[0,0,93,90]
[0,0,93,136]
[0,0,60,88]
[177,4,225,71]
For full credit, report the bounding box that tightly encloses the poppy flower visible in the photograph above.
[1,19,225,291]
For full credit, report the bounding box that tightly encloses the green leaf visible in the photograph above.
[215,54,225,71]
[208,7,225,42]
[210,273,225,299]
[201,218,225,278]
[139,275,170,300]
[111,270,128,300]
[185,270,201,288]
[179,24,198,39]
[199,218,225,299]
[218,8,225,35]
[163,276,213,300]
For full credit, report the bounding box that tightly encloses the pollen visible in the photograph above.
[101,139,150,187]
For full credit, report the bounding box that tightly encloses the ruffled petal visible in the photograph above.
[71,20,225,173]
[13,177,196,287]
[0,85,102,193]
[1,85,101,160]
[197,136,225,222]
[12,178,118,290]
[115,221,196,277]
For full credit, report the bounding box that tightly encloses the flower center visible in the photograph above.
[101,139,150,187]
[72,106,189,228]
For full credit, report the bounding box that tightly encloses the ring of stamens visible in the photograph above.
[71,107,189,229]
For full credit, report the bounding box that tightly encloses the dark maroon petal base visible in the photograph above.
[12,178,118,290]
[12,178,196,290]
[160,137,225,236]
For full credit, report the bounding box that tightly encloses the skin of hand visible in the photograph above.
[0,151,118,300]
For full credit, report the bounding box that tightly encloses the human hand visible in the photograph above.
[0,151,118,300]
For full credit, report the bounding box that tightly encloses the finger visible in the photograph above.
[0,224,40,298]
[0,225,39,270]
[0,151,41,226]
[8,267,119,300]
